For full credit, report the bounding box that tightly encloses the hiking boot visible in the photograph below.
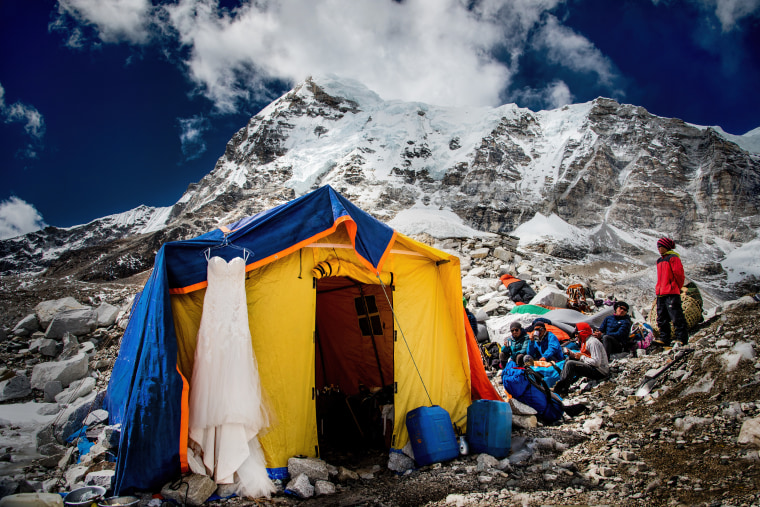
[652,338,670,347]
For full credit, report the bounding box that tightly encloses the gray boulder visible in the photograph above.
[53,391,101,443]
[95,303,120,328]
[35,297,89,329]
[314,480,336,495]
[387,452,414,473]
[45,309,97,339]
[29,337,59,357]
[161,473,216,507]
[0,374,31,402]
[36,425,57,449]
[0,477,19,498]
[12,314,39,337]
[285,473,314,499]
[55,377,96,405]
[43,381,63,403]
[287,456,329,481]
[36,442,68,468]
[97,425,121,450]
[83,409,108,426]
[31,353,89,389]
[64,465,88,489]
[84,470,114,489]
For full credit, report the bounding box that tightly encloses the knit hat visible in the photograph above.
[657,237,675,250]
[613,301,629,311]
[509,322,523,331]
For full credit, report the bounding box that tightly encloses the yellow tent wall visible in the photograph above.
[169,223,472,470]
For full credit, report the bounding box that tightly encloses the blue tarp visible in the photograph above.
[103,186,395,494]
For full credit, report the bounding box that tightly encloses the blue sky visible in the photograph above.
[1,0,759,238]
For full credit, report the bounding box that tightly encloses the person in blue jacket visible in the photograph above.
[526,321,563,363]
[595,301,633,358]
[500,321,530,367]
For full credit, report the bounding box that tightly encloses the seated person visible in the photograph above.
[596,301,633,358]
[500,322,530,368]
[526,321,564,363]
[553,322,609,396]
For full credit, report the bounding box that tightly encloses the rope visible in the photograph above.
[376,274,433,407]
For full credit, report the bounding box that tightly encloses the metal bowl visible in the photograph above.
[64,486,106,507]
[98,496,139,507]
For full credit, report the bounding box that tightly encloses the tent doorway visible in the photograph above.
[314,276,395,462]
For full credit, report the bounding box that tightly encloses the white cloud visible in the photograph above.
[0,83,45,139]
[48,0,633,113]
[534,15,617,86]
[54,0,154,45]
[0,197,47,240]
[712,0,760,30]
[654,0,760,31]
[163,0,531,111]
[178,115,211,161]
[512,80,574,110]
[53,0,587,111]
[1,82,46,159]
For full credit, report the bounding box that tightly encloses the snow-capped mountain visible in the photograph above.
[1,75,759,291]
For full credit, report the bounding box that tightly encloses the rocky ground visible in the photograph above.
[1,242,759,507]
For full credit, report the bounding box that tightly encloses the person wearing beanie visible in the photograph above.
[500,321,530,368]
[526,322,564,363]
[654,237,688,346]
[595,301,633,358]
[554,322,609,397]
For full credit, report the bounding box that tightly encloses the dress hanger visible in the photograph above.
[202,235,252,263]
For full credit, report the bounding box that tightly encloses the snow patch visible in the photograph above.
[389,206,496,239]
[512,212,589,247]
[721,237,760,283]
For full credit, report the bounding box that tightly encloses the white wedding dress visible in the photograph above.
[188,255,275,498]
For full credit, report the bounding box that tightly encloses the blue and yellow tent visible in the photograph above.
[104,185,489,493]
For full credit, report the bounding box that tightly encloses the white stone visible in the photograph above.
[64,465,88,489]
[738,416,760,447]
[529,287,568,308]
[314,480,336,496]
[582,417,603,434]
[492,247,513,263]
[285,473,314,499]
[287,456,329,481]
[83,409,109,426]
[470,248,490,259]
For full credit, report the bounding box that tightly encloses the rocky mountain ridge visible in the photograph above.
[1,76,758,298]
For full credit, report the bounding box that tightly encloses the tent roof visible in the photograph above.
[165,185,396,293]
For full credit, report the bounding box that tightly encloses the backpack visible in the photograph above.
[501,362,565,424]
[480,342,501,370]
[566,283,593,313]
[630,322,654,350]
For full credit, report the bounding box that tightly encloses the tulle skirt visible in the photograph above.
[188,256,275,497]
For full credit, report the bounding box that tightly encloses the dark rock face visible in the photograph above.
[1,77,758,284]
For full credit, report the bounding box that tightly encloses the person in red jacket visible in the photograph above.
[654,237,688,346]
